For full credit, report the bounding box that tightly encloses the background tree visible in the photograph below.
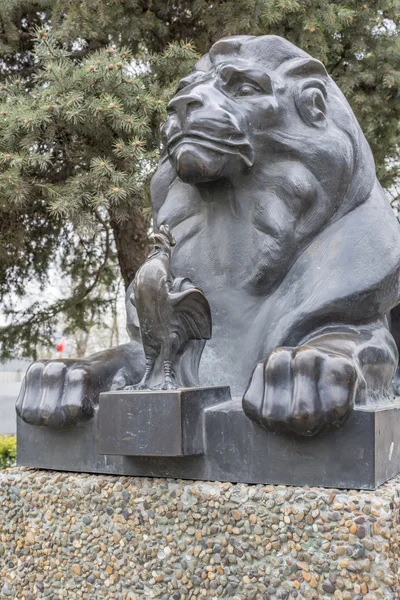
[0,0,398,359]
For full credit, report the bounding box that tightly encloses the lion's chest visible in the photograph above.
[155,185,294,393]
[176,220,256,287]
[157,195,276,295]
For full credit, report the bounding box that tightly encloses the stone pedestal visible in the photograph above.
[99,387,230,457]
[0,468,399,599]
[16,390,400,490]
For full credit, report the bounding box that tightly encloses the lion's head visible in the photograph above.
[161,35,375,220]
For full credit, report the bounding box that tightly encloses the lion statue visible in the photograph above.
[17,35,400,437]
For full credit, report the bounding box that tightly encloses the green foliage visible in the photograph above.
[0,435,16,469]
[0,0,398,359]
[0,8,199,359]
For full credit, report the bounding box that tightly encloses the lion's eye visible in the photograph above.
[235,83,262,97]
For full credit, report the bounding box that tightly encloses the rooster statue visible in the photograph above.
[128,224,212,390]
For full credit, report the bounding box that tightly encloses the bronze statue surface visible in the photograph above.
[128,224,211,390]
[17,35,400,437]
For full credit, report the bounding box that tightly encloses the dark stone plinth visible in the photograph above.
[16,391,400,489]
[99,387,230,457]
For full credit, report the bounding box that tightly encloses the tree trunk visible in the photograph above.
[110,212,149,290]
[75,330,90,358]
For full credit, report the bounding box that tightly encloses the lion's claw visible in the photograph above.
[243,346,358,436]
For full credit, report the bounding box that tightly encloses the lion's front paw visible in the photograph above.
[16,360,97,428]
[243,346,358,436]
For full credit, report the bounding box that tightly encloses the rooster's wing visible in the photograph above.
[168,283,212,342]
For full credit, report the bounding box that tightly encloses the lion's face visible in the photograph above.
[161,35,375,213]
[162,59,284,184]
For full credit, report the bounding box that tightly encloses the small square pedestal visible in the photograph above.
[99,387,230,457]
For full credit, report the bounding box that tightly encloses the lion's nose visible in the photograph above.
[167,93,204,122]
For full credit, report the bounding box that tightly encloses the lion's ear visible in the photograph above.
[283,58,328,128]
[295,79,327,128]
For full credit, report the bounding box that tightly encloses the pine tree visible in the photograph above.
[0,0,398,358]
[0,4,198,358]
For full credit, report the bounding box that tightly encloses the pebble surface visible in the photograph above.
[0,467,399,599]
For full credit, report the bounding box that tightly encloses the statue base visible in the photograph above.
[16,388,400,490]
[1,467,400,598]
[99,387,230,457]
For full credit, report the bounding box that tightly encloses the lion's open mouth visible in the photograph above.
[167,131,254,168]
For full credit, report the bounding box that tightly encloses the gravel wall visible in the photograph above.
[0,468,400,599]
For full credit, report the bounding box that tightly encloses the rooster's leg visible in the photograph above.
[142,356,154,386]
[161,360,178,390]
[127,356,154,390]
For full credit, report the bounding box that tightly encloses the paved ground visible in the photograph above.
[0,382,21,434]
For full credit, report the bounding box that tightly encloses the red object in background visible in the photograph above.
[56,334,67,353]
